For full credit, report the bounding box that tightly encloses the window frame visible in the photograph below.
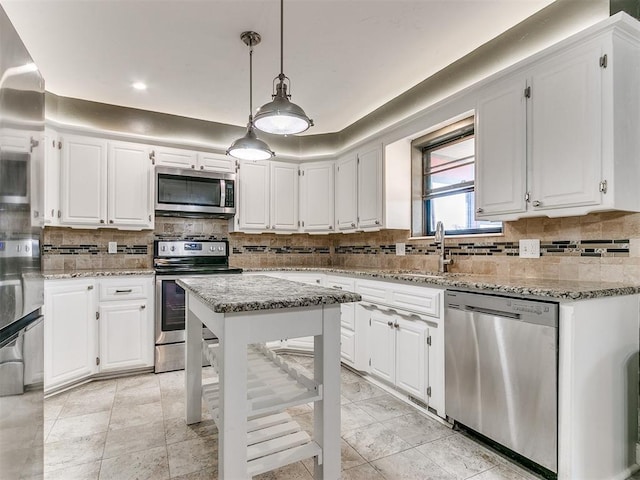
[410,116,502,237]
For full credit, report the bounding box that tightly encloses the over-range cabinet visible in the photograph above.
[0,5,45,479]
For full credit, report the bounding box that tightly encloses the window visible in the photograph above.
[412,117,501,236]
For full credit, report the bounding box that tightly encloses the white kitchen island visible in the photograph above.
[178,275,361,480]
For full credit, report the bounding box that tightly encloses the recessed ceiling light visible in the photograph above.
[132,82,147,91]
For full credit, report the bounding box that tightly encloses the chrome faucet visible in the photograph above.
[434,221,453,273]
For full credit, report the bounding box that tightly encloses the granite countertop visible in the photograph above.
[245,267,640,301]
[177,275,362,313]
[43,269,155,279]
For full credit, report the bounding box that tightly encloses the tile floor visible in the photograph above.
[43,355,546,480]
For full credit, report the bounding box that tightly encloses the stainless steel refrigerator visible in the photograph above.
[0,5,45,479]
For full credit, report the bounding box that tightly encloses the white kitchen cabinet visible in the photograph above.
[476,20,640,220]
[357,145,383,229]
[98,277,154,372]
[270,161,299,232]
[60,134,107,226]
[279,272,323,350]
[326,275,359,367]
[107,141,154,228]
[152,146,234,172]
[299,161,335,233]
[44,276,154,392]
[59,135,153,229]
[43,129,61,226]
[44,279,97,391]
[336,143,383,232]
[197,152,236,173]
[336,153,358,231]
[153,145,198,169]
[237,160,298,233]
[367,309,428,401]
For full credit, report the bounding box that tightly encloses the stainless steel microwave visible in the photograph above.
[154,166,236,217]
[0,151,30,206]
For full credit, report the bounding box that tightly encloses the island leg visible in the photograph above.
[313,304,341,479]
[185,296,202,425]
[219,316,249,479]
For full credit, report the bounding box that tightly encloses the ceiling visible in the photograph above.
[2,0,556,135]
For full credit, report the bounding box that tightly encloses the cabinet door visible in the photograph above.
[99,300,152,372]
[529,40,603,211]
[341,328,356,366]
[475,76,527,218]
[369,310,395,384]
[357,144,383,229]
[270,161,299,232]
[238,160,270,231]
[43,130,61,226]
[197,152,236,173]
[108,141,153,229]
[300,161,335,232]
[154,146,197,169]
[395,317,427,400]
[336,153,358,231]
[60,135,107,226]
[44,280,97,390]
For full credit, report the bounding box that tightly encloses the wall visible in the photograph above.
[42,211,640,284]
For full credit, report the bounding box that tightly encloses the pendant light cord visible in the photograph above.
[280,0,284,76]
[249,42,254,117]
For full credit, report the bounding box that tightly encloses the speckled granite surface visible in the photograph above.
[177,275,362,313]
[245,267,640,300]
[43,269,155,279]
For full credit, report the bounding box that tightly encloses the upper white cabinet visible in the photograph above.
[299,160,335,233]
[59,135,153,229]
[236,160,298,233]
[43,129,61,226]
[476,20,640,220]
[153,145,235,173]
[336,143,383,232]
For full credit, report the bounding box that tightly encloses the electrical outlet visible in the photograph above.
[396,243,406,256]
[108,242,117,254]
[519,239,540,258]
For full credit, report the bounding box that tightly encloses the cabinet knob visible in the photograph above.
[532,200,541,207]
[200,165,204,170]
[140,305,146,310]
[351,223,356,228]
[375,220,380,225]
[394,322,399,329]
[329,225,333,230]
[109,220,114,224]
[476,207,484,214]
[191,165,195,169]
[100,219,105,224]
[387,320,393,327]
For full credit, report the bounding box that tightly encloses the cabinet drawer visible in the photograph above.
[389,284,441,318]
[99,279,148,301]
[355,280,388,304]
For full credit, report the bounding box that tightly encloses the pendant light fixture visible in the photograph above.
[227,31,275,161]
[253,0,313,135]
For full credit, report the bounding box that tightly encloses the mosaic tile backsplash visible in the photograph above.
[41,211,640,283]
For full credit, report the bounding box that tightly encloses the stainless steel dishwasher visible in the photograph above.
[445,290,558,473]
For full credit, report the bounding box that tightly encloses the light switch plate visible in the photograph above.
[108,242,117,254]
[519,239,540,258]
[396,243,406,256]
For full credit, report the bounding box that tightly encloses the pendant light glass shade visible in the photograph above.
[227,31,275,161]
[254,0,313,135]
[227,118,274,160]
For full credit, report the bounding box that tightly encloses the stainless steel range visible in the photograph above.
[154,240,242,373]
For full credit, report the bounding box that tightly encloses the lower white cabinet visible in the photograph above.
[44,279,98,390]
[326,275,359,368]
[367,309,428,401]
[44,276,154,392]
[98,277,153,372]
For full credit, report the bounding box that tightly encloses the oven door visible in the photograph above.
[155,274,215,345]
[0,278,23,330]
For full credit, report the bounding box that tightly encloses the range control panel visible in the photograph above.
[155,241,227,257]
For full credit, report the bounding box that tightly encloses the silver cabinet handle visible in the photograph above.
[51,209,55,217]
[332,285,343,290]
[57,210,61,218]
[115,289,133,293]
[532,200,541,207]
[476,207,484,214]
